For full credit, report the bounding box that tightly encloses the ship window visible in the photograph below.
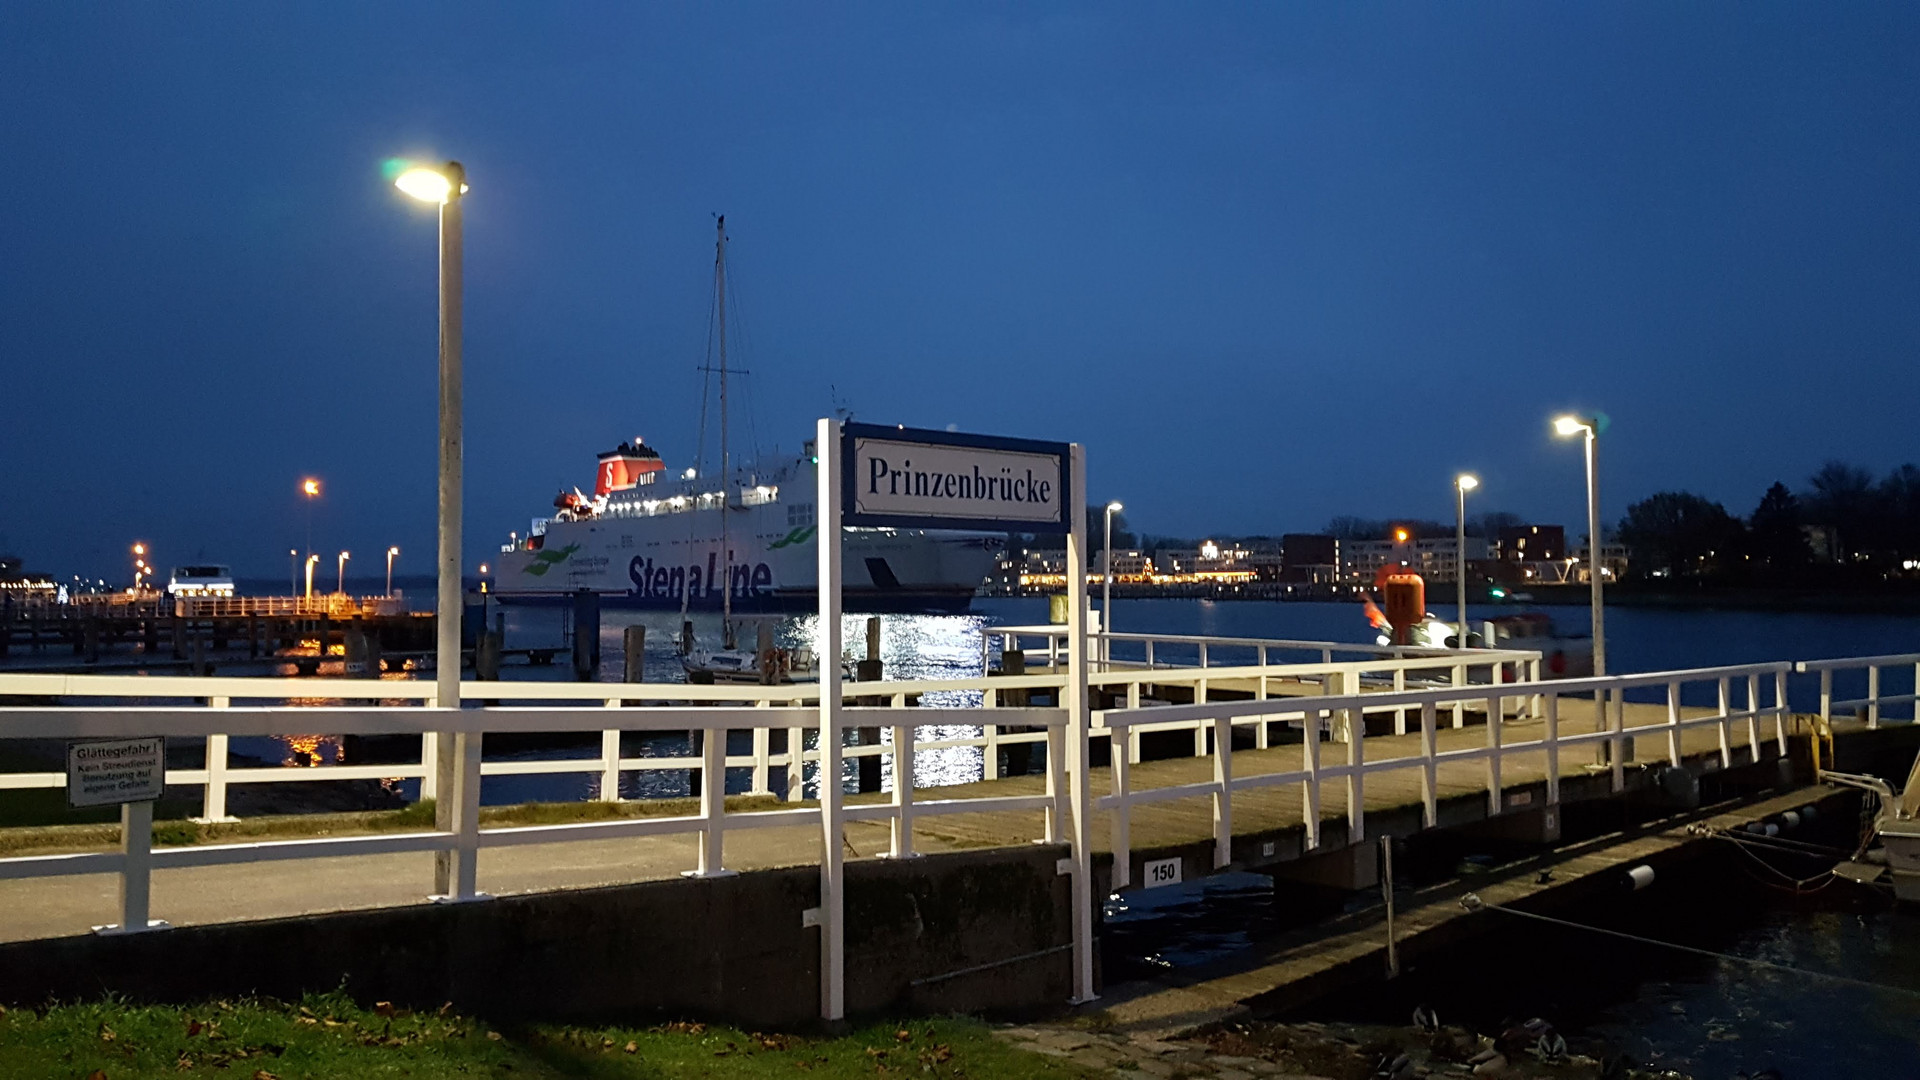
[789,503,815,528]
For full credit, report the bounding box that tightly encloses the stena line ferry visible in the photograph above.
[491,437,1000,613]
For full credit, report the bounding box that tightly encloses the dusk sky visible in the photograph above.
[4,5,1917,581]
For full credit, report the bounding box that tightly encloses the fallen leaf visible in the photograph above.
[86,1071,107,1080]
[624,1041,638,1054]
[253,1071,280,1080]
[373,1002,396,1018]
[437,1002,454,1018]
[896,1030,912,1042]
[487,1030,503,1041]
[186,1020,204,1037]
[99,1026,116,1043]
[295,1017,318,1027]
[602,1037,615,1049]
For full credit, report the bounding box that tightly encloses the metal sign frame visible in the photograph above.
[839,421,1072,533]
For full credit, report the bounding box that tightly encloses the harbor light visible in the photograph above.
[1543,411,1605,687]
[337,551,350,595]
[304,553,319,600]
[386,546,400,597]
[1454,474,1478,648]
[392,164,468,204]
[303,478,321,497]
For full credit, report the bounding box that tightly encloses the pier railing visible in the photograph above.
[1798,653,1920,730]
[1095,660,1793,887]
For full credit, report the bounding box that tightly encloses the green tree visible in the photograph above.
[1617,492,1746,579]
[1747,481,1810,574]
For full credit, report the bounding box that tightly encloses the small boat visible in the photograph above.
[1480,612,1594,679]
[1820,757,1920,902]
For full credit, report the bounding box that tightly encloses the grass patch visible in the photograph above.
[0,993,1095,1079]
[0,795,799,858]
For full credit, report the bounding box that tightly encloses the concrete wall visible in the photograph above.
[0,844,1074,1029]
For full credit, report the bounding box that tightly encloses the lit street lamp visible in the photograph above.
[394,156,469,899]
[301,477,321,576]
[1102,501,1124,668]
[288,549,298,597]
[337,551,350,595]
[1553,415,1606,676]
[387,546,400,597]
[1454,474,1477,647]
[304,554,319,601]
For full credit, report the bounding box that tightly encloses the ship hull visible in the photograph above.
[493,503,997,615]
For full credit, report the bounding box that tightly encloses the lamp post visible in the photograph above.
[304,554,319,601]
[337,551,350,595]
[1553,416,1605,677]
[395,158,470,899]
[288,549,297,598]
[302,478,320,572]
[1454,474,1477,647]
[386,547,400,597]
[1102,501,1123,663]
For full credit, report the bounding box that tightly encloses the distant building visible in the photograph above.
[1496,525,1565,563]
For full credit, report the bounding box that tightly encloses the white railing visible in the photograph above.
[1799,653,1920,730]
[0,698,1068,934]
[1095,661,1793,888]
[989,625,1471,671]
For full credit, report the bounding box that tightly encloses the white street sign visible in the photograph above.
[67,737,165,808]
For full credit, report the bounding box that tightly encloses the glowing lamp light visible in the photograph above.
[1107,500,1124,513]
[1553,416,1589,437]
[393,165,467,204]
[1394,529,1410,543]
[1456,474,1479,492]
[303,478,321,497]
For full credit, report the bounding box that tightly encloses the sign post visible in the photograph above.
[817,421,1090,1015]
[68,737,169,934]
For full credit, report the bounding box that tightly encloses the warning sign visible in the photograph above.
[67,737,165,808]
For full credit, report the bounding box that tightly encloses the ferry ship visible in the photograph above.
[491,438,999,613]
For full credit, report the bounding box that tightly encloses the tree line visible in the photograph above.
[1618,461,1920,583]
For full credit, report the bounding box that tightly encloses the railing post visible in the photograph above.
[1774,668,1789,755]
[1609,687,1626,793]
[1301,708,1322,851]
[1392,668,1407,735]
[1109,725,1131,888]
[1746,673,1763,763]
[419,729,440,803]
[1346,703,1364,845]
[982,713,1000,781]
[689,721,733,878]
[1045,722,1066,844]
[433,714,483,902]
[1868,665,1881,728]
[1484,693,1502,817]
[786,721,806,801]
[1819,668,1833,732]
[106,799,160,935]
[888,722,918,858]
[1212,714,1232,867]
[1451,663,1466,728]
[198,695,236,823]
[1665,680,1683,767]
[599,699,622,803]
[1543,693,1560,807]
[751,701,772,795]
[1419,700,1438,827]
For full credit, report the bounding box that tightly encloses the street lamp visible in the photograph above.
[304,554,319,601]
[337,551,350,595]
[1553,415,1605,677]
[1454,474,1477,648]
[132,543,148,591]
[386,546,400,597]
[288,549,298,597]
[1102,502,1124,655]
[395,157,469,899]
[301,477,321,576]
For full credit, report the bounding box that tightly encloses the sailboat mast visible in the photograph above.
[715,216,731,627]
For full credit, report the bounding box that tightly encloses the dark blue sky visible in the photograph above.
[4,5,1917,580]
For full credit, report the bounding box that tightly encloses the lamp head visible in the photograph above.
[388,546,400,556]
[1456,474,1479,492]
[393,161,468,204]
[302,478,320,497]
[1553,415,1591,437]
[1106,501,1124,514]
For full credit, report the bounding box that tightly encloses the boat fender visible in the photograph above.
[1798,805,1818,823]
[1781,811,1802,828]
[1762,823,1780,837]
[1625,865,1656,891]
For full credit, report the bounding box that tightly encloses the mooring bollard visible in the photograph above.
[623,624,646,683]
[571,588,601,681]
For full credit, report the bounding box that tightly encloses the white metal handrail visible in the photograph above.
[1797,653,1920,730]
[1094,661,1794,887]
[0,702,1069,929]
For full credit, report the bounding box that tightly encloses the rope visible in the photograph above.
[1459,894,1920,999]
